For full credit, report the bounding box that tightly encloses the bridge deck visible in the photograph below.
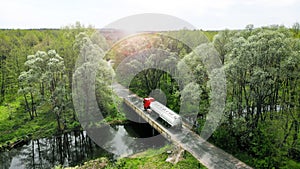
[113,83,252,169]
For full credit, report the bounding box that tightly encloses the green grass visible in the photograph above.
[0,98,55,147]
[0,95,127,149]
[281,160,300,169]
[0,97,80,148]
[64,145,207,169]
[0,97,22,121]
[107,150,206,169]
[0,106,9,120]
[0,93,128,149]
[131,144,173,158]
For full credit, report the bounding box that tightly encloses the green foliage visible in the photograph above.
[0,97,51,146]
[18,49,69,131]
[73,31,119,122]
[0,96,82,147]
[107,151,205,169]
[282,160,300,169]
[210,26,300,168]
[109,152,206,169]
[64,157,109,169]
[0,26,111,146]
[62,145,206,169]
[128,69,180,112]
[1,25,300,169]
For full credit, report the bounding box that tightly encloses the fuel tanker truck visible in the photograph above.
[143,97,182,129]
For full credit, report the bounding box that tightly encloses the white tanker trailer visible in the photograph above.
[143,97,182,129]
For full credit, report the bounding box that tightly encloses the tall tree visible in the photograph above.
[18,50,67,129]
[213,29,232,65]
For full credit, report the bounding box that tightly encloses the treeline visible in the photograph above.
[211,25,300,168]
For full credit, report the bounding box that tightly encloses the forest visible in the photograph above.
[0,22,299,168]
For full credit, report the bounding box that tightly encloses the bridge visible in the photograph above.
[113,83,252,169]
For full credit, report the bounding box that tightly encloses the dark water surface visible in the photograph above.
[0,122,167,169]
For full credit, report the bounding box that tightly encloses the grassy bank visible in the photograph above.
[56,145,207,169]
[0,96,127,150]
[0,97,80,149]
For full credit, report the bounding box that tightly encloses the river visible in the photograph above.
[0,122,167,169]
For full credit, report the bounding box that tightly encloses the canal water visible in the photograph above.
[0,122,167,169]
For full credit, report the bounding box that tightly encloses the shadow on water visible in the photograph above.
[0,121,167,169]
[124,121,160,138]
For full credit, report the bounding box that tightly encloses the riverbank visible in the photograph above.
[0,98,54,149]
[55,145,207,169]
[0,97,127,151]
[0,99,80,150]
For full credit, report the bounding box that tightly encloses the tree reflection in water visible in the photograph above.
[0,131,113,169]
[0,122,167,169]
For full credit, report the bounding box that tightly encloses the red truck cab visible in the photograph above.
[143,97,155,110]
